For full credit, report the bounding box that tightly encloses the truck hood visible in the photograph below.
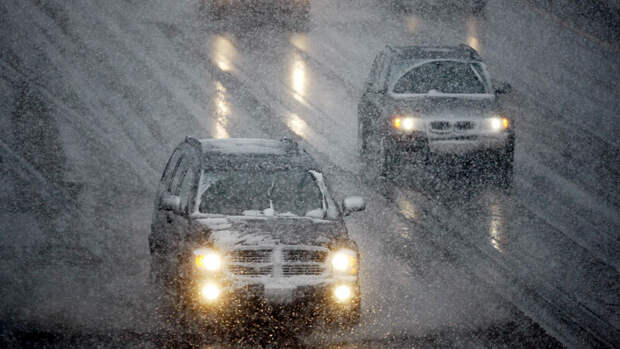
[388,96,502,119]
[194,215,346,249]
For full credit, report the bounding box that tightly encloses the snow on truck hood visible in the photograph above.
[195,215,345,249]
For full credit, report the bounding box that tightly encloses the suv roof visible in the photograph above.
[387,44,482,62]
[185,137,318,170]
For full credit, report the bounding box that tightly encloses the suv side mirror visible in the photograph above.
[160,193,181,212]
[343,196,365,216]
[494,80,512,95]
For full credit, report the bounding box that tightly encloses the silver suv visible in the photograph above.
[149,137,365,332]
[358,45,515,183]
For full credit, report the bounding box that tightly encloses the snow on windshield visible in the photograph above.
[393,61,487,94]
[198,169,323,217]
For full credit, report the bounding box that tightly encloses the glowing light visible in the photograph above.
[213,81,230,139]
[466,17,480,51]
[490,118,502,131]
[213,35,237,72]
[405,16,418,33]
[488,202,503,252]
[402,118,415,131]
[467,36,479,51]
[332,254,351,271]
[502,118,509,129]
[195,252,221,271]
[200,283,220,301]
[290,33,309,51]
[288,113,308,137]
[334,285,352,302]
[394,118,401,129]
[291,55,306,101]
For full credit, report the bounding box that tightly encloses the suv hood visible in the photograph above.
[388,96,501,119]
[195,216,346,249]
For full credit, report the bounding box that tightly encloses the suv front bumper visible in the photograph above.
[388,130,514,155]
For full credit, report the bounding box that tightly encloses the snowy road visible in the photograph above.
[1,0,618,347]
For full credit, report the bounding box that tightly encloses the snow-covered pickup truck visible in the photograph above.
[149,137,365,331]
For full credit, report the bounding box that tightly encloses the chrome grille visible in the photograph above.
[229,249,271,263]
[229,265,273,276]
[282,264,324,276]
[454,121,474,130]
[283,249,327,262]
[227,246,328,278]
[430,121,451,131]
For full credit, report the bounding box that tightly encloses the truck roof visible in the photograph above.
[185,137,318,170]
[387,44,482,62]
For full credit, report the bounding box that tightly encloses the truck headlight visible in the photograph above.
[194,249,221,271]
[331,249,357,274]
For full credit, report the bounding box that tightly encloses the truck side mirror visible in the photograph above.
[343,196,366,216]
[160,193,181,212]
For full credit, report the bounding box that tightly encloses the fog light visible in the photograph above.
[200,283,220,302]
[334,285,352,302]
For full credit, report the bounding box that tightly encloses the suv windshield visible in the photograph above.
[392,60,487,94]
[198,169,324,217]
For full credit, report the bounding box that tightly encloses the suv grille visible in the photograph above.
[454,121,474,130]
[430,121,451,131]
[227,246,328,278]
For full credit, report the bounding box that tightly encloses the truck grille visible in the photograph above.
[282,265,324,276]
[227,246,328,278]
[283,249,327,262]
[229,249,271,263]
[228,265,272,276]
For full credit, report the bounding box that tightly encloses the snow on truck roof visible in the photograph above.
[199,138,290,155]
[388,44,482,62]
[189,137,316,169]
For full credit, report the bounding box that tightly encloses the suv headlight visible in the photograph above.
[393,116,421,132]
[330,249,357,274]
[193,248,222,271]
[488,117,510,131]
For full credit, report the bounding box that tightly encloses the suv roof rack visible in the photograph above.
[185,136,202,148]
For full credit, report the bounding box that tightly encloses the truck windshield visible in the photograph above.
[198,169,324,217]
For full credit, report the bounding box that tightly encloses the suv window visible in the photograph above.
[393,61,487,94]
